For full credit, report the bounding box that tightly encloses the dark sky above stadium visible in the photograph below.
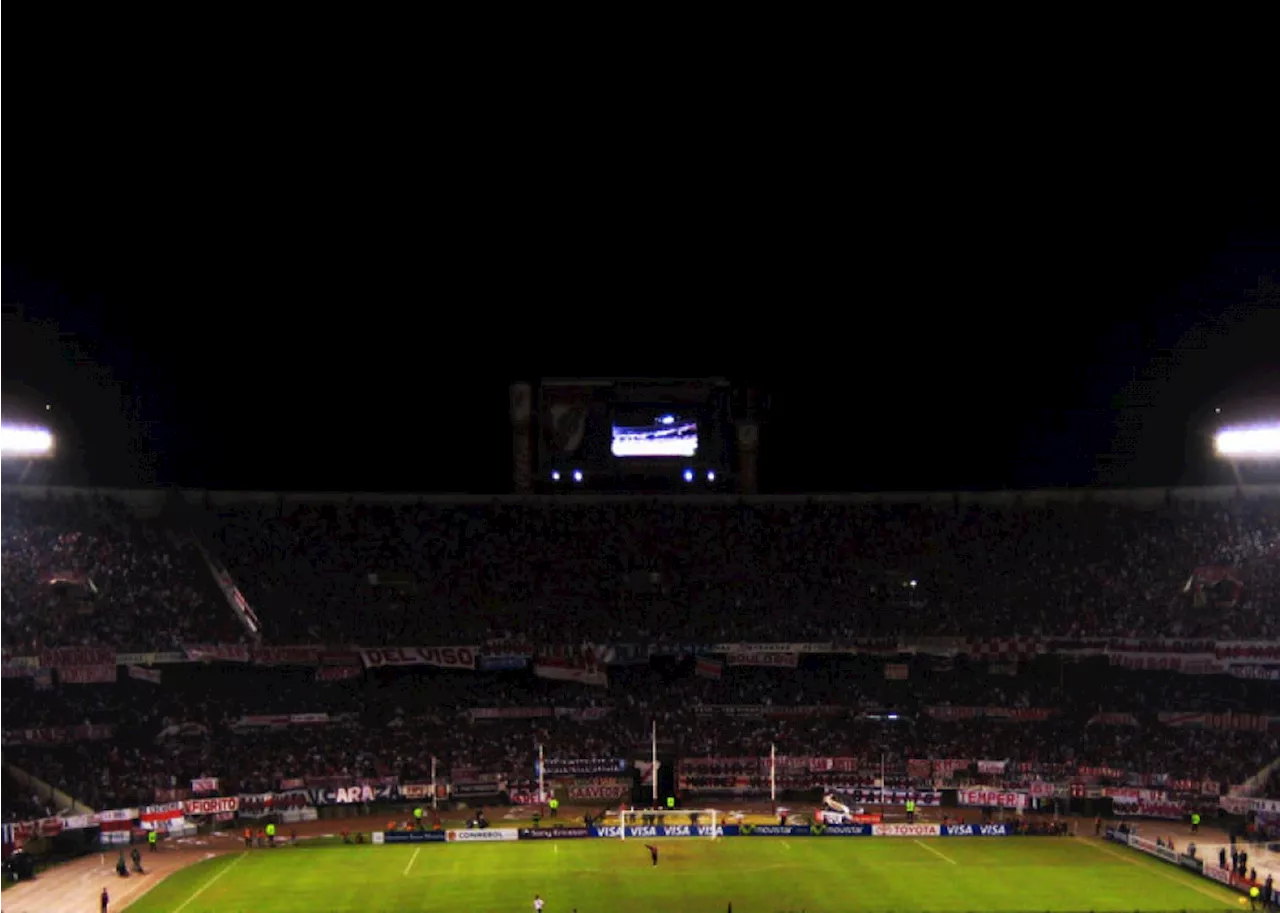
[4,139,1277,493]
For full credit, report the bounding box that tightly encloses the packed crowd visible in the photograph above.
[1,494,243,652]
[2,489,1278,818]
[209,498,1280,643]
[2,655,1276,814]
[3,492,1279,648]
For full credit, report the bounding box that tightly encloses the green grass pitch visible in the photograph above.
[128,837,1243,912]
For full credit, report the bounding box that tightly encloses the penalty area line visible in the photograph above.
[404,846,422,876]
[913,839,957,865]
[1084,839,1237,906]
[172,851,248,913]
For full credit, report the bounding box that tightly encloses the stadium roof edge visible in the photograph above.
[4,483,1280,510]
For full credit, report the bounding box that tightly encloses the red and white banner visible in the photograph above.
[470,707,554,720]
[191,778,220,794]
[1102,787,1165,802]
[977,760,1008,774]
[39,646,115,668]
[957,789,1026,809]
[1088,712,1139,726]
[695,657,723,679]
[184,796,239,816]
[1028,781,1055,798]
[358,646,477,670]
[59,664,116,684]
[1112,798,1185,819]
[884,663,909,680]
[128,666,162,685]
[184,644,251,662]
[234,713,331,728]
[314,665,363,682]
[924,706,1053,722]
[1108,652,1218,674]
[140,802,185,822]
[2,724,114,746]
[1157,711,1272,732]
[532,653,607,688]
[567,783,629,800]
[725,652,799,668]
[1223,665,1280,680]
[873,823,941,836]
[1214,642,1280,664]
[253,645,326,665]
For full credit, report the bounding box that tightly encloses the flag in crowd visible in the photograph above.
[695,657,723,679]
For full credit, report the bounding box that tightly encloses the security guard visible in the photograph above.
[414,807,424,830]
[906,798,917,824]
[548,797,559,819]
[666,796,676,811]
[266,822,276,847]
[1190,811,1200,834]
[1249,884,1260,911]
[147,830,158,853]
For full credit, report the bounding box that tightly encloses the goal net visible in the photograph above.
[616,807,720,839]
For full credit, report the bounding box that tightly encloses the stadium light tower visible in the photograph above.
[1213,422,1280,486]
[0,424,56,484]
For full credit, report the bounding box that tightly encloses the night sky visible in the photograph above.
[3,158,1277,493]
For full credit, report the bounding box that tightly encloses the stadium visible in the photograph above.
[3,284,1280,913]
[2,450,1280,911]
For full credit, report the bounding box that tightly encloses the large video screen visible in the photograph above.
[610,411,699,458]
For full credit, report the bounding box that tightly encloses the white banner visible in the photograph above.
[532,663,607,687]
[184,796,239,815]
[707,643,833,654]
[127,666,162,685]
[873,823,941,836]
[191,778,220,794]
[446,828,519,842]
[358,646,477,670]
[976,760,1007,774]
[725,652,799,668]
[957,789,1026,809]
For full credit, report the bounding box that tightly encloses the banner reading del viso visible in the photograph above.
[359,646,477,670]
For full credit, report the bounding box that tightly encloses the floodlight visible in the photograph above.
[1214,424,1280,460]
[683,469,694,482]
[572,469,584,482]
[0,425,55,459]
[551,471,561,481]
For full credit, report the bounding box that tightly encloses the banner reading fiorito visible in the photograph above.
[184,796,239,816]
[725,652,799,668]
[358,646,477,670]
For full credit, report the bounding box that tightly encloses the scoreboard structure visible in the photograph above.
[508,378,760,494]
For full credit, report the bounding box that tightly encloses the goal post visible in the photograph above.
[617,807,719,839]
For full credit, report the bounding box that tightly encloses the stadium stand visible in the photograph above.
[1,486,1277,865]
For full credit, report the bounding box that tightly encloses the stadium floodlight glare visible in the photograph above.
[1214,424,1280,460]
[0,425,55,459]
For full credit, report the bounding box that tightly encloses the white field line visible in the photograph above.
[403,846,422,876]
[171,852,247,913]
[914,839,957,865]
